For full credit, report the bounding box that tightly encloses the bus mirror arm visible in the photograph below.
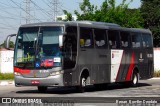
[5,34,16,49]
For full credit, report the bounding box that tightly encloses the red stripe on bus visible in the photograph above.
[125,52,135,81]
[14,67,31,74]
[116,51,124,81]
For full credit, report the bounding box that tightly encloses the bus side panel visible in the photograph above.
[148,48,154,78]
[110,50,124,83]
[72,49,111,86]
[72,49,97,85]
[115,50,127,82]
[116,50,136,82]
[139,48,154,79]
[95,49,111,84]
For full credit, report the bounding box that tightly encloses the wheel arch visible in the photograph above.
[78,67,90,85]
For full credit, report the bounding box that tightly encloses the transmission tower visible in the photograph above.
[50,0,60,21]
[24,0,31,24]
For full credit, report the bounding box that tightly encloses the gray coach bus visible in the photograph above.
[5,21,154,92]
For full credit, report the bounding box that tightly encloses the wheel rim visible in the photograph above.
[81,78,86,87]
[133,74,137,85]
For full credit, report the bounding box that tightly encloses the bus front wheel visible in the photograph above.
[76,75,86,93]
[38,86,47,93]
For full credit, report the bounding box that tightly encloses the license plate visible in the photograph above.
[31,80,40,84]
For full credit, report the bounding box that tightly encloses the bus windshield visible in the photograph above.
[14,27,63,69]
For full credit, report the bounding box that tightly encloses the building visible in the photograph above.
[56,15,77,21]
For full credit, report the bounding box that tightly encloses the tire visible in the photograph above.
[77,76,86,93]
[129,72,139,87]
[38,86,47,93]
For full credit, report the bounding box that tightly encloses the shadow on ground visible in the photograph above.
[16,82,151,94]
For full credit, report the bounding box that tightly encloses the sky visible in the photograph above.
[0,0,141,44]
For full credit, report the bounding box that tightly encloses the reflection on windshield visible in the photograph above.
[15,27,63,68]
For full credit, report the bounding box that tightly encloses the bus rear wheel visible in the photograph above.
[38,86,47,93]
[129,72,139,87]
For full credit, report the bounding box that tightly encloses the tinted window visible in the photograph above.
[120,32,131,48]
[80,27,93,48]
[94,29,107,48]
[108,30,120,49]
[131,33,142,48]
[142,33,153,47]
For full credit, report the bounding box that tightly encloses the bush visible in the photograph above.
[153,71,160,77]
[0,73,14,80]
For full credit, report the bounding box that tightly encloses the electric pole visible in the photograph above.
[50,0,60,21]
[24,0,31,24]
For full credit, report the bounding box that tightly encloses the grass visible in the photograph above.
[0,73,14,80]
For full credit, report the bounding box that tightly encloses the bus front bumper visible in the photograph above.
[14,74,64,87]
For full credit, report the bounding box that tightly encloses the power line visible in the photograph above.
[0,7,21,18]
[42,0,53,10]
[30,0,51,20]
[10,0,42,23]
[49,0,61,21]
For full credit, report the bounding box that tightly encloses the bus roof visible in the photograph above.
[20,21,120,27]
[20,21,151,34]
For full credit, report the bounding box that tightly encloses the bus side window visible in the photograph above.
[108,30,120,49]
[80,27,93,48]
[142,33,153,48]
[120,31,131,48]
[94,29,107,48]
[131,33,142,48]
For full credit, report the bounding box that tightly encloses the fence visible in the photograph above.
[0,49,14,73]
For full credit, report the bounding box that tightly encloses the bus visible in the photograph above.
[5,21,154,93]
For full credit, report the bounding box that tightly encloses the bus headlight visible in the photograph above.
[50,71,64,76]
[14,72,21,76]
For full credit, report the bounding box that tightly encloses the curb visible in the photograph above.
[0,80,14,86]
[149,77,160,80]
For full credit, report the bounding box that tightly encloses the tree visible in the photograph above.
[0,41,14,48]
[63,10,73,21]
[141,0,160,47]
[56,17,62,21]
[74,0,143,28]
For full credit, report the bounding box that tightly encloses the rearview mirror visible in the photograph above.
[5,34,16,49]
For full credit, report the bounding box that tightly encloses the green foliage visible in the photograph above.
[0,41,14,48]
[0,73,14,80]
[74,0,143,28]
[57,17,62,21]
[63,10,72,21]
[141,0,160,47]
[153,71,160,77]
